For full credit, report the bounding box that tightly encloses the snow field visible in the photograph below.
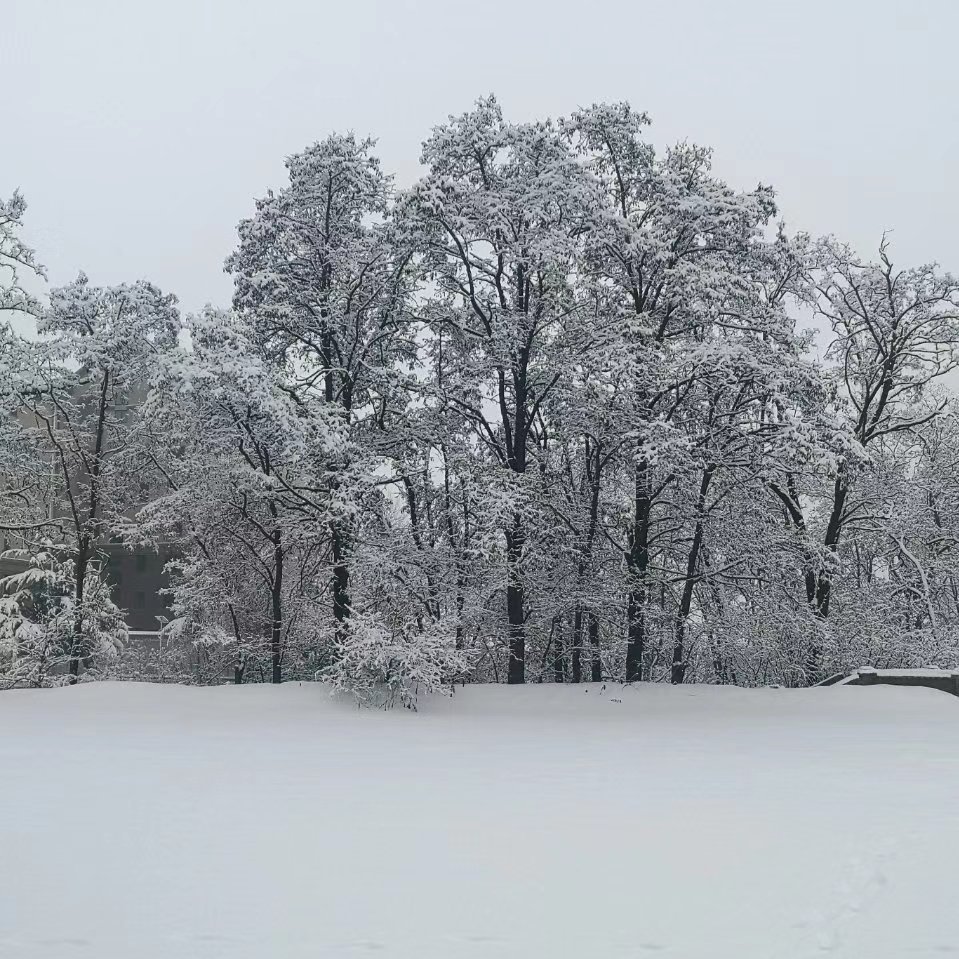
[2,681,958,958]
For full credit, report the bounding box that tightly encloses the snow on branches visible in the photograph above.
[4,100,959,696]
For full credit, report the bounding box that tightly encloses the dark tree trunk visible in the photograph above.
[770,473,823,681]
[625,463,652,682]
[331,522,350,649]
[625,586,647,683]
[806,470,848,681]
[552,616,566,683]
[671,466,714,685]
[68,371,111,684]
[589,612,601,682]
[229,607,245,684]
[571,605,583,684]
[443,450,468,653]
[500,262,536,686]
[572,439,604,684]
[454,568,466,651]
[815,473,848,620]
[320,286,352,656]
[505,514,526,685]
[68,540,91,684]
[271,532,284,684]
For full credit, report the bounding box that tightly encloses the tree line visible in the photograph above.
[3,97,959,701]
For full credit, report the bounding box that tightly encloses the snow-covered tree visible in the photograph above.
[137,308,345,683]
[396,96,598,683]
[227,134,416,654]
[326,609,471,709]
[0,542,124,687]
[766,238,959,678]
[1,192,46,552]
[1,274,179,681]
[0,191,44,320]
[6,98,959,696]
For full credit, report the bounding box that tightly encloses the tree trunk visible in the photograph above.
[552,616,566,683]
[271,532,284,684]
[505,514,526,684]
[572,439,603,684]
[229,607,245,683]
[67,371,111,684]
[806,470,849,682]
[443,450,468,653]
[625,463,652,682]
[454,567,466,651]
[815,473,848,620]
[68,541,90,684]
[331,521,350,650]
[589,612,601,682]
[671,466,714,685]
[571,605,583,684]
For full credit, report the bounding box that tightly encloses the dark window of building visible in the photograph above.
[135,591,145,609]
[136,554,147,573]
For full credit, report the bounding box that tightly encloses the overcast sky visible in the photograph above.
[3,0,958,318]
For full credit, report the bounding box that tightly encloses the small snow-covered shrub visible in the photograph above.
[326,611,471,709]
[0,546,125,687]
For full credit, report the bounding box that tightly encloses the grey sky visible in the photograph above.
[3,0,958,317]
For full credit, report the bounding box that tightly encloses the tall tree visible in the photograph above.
[569,103,784,681]
[769,239,959,679]
[138,308,344,683]
[228,134,415,651]
[397,96,594,683]
[2,274,179,681]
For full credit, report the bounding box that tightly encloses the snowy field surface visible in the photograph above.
[2,682,958,959]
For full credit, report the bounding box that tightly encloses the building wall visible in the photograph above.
[100,544,174,632]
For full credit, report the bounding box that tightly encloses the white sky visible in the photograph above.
[3,0,958,317]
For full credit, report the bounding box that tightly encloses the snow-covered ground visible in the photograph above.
[2,682,958,958]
